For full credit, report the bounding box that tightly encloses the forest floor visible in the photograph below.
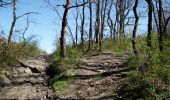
[56,52,131,99]
[0,52,131,99]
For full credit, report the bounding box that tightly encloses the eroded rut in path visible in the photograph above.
[57,52,130,99]
[0,55,53,99]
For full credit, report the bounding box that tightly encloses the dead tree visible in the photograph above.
[132,0,139,55]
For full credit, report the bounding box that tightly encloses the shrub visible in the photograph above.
[0,36,45,68]
[119,39,170,99]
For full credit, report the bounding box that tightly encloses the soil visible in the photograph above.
[56,52,131,99]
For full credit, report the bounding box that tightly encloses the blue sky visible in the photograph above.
[0,0,148,54]
[0,0,59,53]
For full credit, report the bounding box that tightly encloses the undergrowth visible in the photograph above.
[49,47,81,94]
[119,35,170,99]
[50,37,132,94]
[0,37,45,68]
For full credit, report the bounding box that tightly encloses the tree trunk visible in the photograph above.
[132,0,139,55]
[100,0,108,51]
[60,0,71,58]
[88,0,92,51]
[81,0,85,51]
[145,0,153,48]
[158,0,163,51]
[8,0,16,45]
[75,6,79,48]
[95,0,100,44]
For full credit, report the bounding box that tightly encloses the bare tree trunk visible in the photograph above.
[118,0,125,37]
[158,0,163,51]
[8,0,16,45]
[95,0,100,44]
[107,1,114,39]
[75,6,79,48]
[88,0,92,51]
[81,0,86,51]
[132,0,139,55]
[100,0,108,51]
[163,16,170,38]
[145,0,153,48]
[60,0,71,58]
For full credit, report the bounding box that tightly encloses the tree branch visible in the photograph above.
[16,12,38,20]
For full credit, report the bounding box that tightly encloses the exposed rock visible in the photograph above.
[0,84,50,99]
[0,55,53,99]
[0,74,11,87]
[56,52,129,99]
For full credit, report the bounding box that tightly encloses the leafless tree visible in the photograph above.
[132,0,139,55]
[145,0,153,48]
[74,2,79,47]
[99,0,108,51]
[107,0,114,39]
[88,0,93,51]
[95,0,100,44]
[0,0,12,7]
[7,0,38,45]
[55,0,89,58]
[114,0,134,38]
[80,0,86,51]
[153,0,170,51]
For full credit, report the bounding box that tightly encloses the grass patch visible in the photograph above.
[49,47,82,95]
[52,73,75,93]
[0,36,46,68]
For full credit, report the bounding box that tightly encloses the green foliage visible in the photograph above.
[50,47,80,94]
[49,58,76,94]
[119,38,170,99]
[52,73,75,93]
[53,78,71,92]
[102,38,132,52]
[0,36,45,68]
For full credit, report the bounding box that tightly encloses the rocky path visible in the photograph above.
[0,55,53,99]
[57,52,130,99]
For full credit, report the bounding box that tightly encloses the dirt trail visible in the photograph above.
[57,52,130,99]
[0,55,53,99]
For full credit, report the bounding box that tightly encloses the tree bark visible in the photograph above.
[88,0,92,51]
[95,0,100,44]
[145,0,153,48]
[132,0,139,55]
[100,0,108,51]
[81,0,86,51]
[8,0,16,45]
[75,6,79,48]
[60,0,71,58]
[158,0,163,51]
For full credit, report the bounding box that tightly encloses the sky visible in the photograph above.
[0,0,148,54]
[0,0,60,54]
